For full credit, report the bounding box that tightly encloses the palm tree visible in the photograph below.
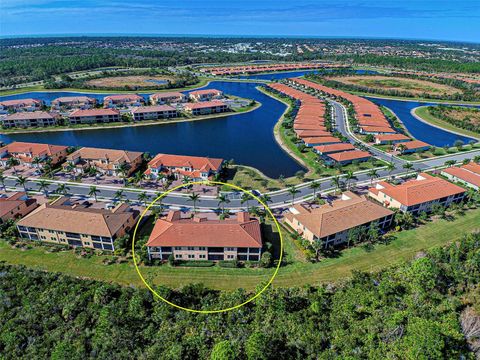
[344,170,357,190]
[65,163,76,180]
[217,193,230,212]
[331,176,341,193]
[117,162,131,186]
[240,192,252,209]
[15,175,28,192]
[32,156,42,169]
[444,160,456,168]
[133,171,145,185]
[56,183,70,196]
[309,181,321,200]
[0,171,6,190]
[402,162,413,171]
[188,192,200,213]
[287,185,300,205]
[367,169,378,185]
[386,161,395,178]
[89,186,100,201]
[6,157,20,174]
[88,167,99,184]
[397,143,406,154]
[114,189,124,203]
[137,192,150,207]
[37,180,50,197]
[182,176,193,192]
[259,194,272,212]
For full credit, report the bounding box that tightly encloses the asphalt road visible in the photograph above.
[2,97,479,211]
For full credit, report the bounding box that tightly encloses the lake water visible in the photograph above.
[0,71,477,177]
[366,97,478,147]
[0,81,304,178]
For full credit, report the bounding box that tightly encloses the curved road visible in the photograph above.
[2,92,479,211]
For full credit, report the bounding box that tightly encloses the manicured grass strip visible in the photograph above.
[1,208,478,291]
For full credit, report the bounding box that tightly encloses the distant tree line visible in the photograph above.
[1,231,479,359]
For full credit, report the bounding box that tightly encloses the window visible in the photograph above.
[187,246,194,251]
[198,247,206,251]
[199,254,206,259]
[175,254,182,259]
[225,247,235,251]
[227,255,234,259]
[174,246,182,250]
[188,254,194,259]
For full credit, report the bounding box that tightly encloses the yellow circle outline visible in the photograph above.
[131,180,283,314]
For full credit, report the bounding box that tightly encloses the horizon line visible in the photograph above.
[1,33,479,44]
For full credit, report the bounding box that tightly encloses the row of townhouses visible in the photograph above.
[0,89,228,128]
[0,141,224,182]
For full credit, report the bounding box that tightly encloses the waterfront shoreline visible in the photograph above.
[411,106,480,141]
[255,86,312,174]
[0,102,262,135]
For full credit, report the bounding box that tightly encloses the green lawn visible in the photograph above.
[1,208,478,291]
[414,106,480,139]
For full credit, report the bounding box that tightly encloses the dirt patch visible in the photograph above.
[330,75,461,96]
[85,75,177,88]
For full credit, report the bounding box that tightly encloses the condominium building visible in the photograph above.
[103,94,144,108]
[68,109,120,124]
[368,173,466,214]
[395,140,431,154]
[0,192,38,223]
[147,211,262,261]
[0,99,43,113]
[284,191,394,247]
[183,101,229,116]
[16,197,138,251]
[441,162,480,190]
[51,96,97,110]
[150,92,187,104]
[145,153,223,181]
[1,111,58,128]
[130,105,178,121]
[64,147,143,176]
[188,89,223,102]
[0,141,68,168]
[374,134,410,145]
[326,150,371,165]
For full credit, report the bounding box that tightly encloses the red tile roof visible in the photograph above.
[150,92,185,100]
[147,211,262,248]
[0,142,68,158]
[327,150,371,162]
[0,99,42,107]
[370,173,466,206]
[103,94,144,102]
[148,153,223,172]
[5,111,54,120]
[314,143,356,154]
[441,163,480,188]
[183,100,227,110]
[131,105,176,114]
[69,109,120,117]
[189,89,223,96]
[398,140,431,150]
[375,134,410,142]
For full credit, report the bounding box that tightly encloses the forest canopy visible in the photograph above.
[1,232,479,359]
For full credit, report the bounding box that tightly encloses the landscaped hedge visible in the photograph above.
[218,260,239,268]
[176,260,215,267]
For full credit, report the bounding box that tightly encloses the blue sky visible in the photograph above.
[1,0,479,42]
